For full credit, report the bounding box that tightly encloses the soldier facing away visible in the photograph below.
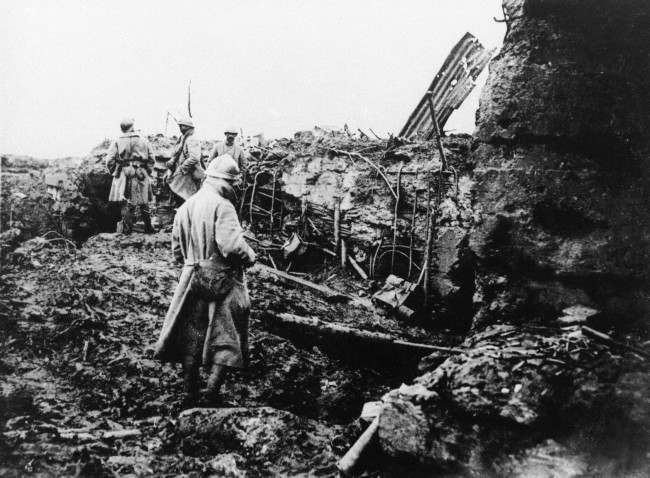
[165,117,206,205]
[105,118,155,234]
[154,154,256,407]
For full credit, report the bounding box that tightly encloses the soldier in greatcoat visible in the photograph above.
[105,118,155,234]
[155,154,256,407]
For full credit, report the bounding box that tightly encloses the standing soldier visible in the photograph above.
[154,154,256,408]
[165,117,205,204]
[105,118,155,234]
[208,126,248,173]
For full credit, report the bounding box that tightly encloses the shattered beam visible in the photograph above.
[399,32,494,139]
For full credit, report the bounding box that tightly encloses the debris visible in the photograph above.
[337,415,379,476]
[557,305,599,325]
[258,264,350,302]
[360,401,383,423]
[348,254,369,280]
[581,326,649,359]
[399,32,494,139]
[372,274,417,319]
[267,313,464,356]
[102,429,141,440]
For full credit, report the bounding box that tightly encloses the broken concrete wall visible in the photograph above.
[267,130,477,324]
[471,0,650,329]
[376,0,650,474]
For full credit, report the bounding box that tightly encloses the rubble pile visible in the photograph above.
[1,154,101,244]
[371,0,650,476]
[379,324,650,474]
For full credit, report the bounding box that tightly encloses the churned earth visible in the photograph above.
[0,231,451,477]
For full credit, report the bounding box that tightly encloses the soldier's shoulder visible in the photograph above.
[184,136,202,148]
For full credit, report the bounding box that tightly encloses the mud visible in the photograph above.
[0,230,441,477]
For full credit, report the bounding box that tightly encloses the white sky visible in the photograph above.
[0,0,505,158]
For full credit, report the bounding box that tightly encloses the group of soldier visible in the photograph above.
[105,117,247,234]
[106,117,256,407]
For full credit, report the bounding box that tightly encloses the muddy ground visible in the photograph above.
[0,231,456,477]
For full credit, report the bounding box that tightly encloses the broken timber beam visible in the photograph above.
[259,264,347,301]
[582,326,649,359]
[257,264,375,310]
[337,415,380,476]
[399,32,494,139]
[269,313,465,355]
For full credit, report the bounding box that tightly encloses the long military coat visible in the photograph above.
[105,132,155,204]
[167,131,206,200]
[208,141,248,170]
[154,178,255,367]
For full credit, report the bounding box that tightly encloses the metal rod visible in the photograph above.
[426,91,448,171]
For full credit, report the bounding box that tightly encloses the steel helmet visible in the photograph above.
[177,117,194,128]
[224,126,238,135]
[205,154,240,181]
[120,117,135,131]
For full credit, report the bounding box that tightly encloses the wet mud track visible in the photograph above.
[0,233,441,477]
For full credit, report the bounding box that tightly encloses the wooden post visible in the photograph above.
[269,169,277,234]
[341,239,347,269]
[418,164,434,308]
[391,162,403,274]
[333,197,341,255]
[249,171,262,230]
[408,174,418,279]
[426,91,448,171]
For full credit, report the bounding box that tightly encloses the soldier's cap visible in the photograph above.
[120,117,135,130]
[177,117,194,128]
[205,154,240,181]
[224,126,238,135]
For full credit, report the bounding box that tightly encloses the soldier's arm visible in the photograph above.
[179,138,201,174]
[208,142,219,163]
[171,212,184,265]
[145,140,155,175]
[214,201,256,264]
[105,141,119,173]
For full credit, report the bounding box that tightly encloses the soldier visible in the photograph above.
[105,118,155,234]
[154,154,256,408]
[165,117,205,204]
[208,126,248,172]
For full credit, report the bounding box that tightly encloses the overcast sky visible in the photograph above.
[1,0,505,158]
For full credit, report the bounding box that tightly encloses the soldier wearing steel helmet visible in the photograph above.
[165,117,206,204]
[155,154,256,408]
[208,126,249,173]
[105,118,155,234]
